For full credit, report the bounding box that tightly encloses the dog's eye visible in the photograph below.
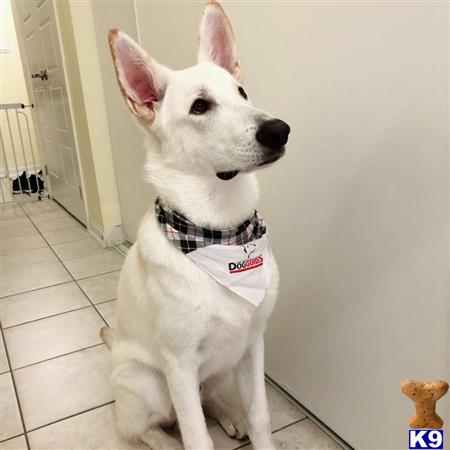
[238,86,248,100]
[190,98,210,115]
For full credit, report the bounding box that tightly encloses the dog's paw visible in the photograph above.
[217,413,248,440]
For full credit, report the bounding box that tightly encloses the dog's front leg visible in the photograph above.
[235,337,275,450]
[164,358,214,450]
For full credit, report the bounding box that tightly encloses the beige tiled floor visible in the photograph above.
[77,270,120,304]
[0,200,341,449]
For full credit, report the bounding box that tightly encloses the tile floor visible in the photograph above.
[0,199,341,450]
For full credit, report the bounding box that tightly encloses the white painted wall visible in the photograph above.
[91,1,449,448]
[90,0,154,244]
[222,3,449,448]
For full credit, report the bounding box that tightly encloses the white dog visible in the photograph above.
[102,2,290,449]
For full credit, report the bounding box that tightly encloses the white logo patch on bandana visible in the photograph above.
[187,235,272,306]
[156,199,272,306]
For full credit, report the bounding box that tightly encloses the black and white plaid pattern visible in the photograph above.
[155,198,267,254]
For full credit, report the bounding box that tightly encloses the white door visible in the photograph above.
[12,0,86,224]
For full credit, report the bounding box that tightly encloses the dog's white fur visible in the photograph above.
[104,2,287,449]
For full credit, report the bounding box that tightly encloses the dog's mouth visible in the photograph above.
[258,148,285,167]
[216,170,239,181]
[216,148,286,181]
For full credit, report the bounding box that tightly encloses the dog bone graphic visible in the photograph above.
[401,379,449,429]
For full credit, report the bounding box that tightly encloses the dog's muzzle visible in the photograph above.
[216,119,290,181]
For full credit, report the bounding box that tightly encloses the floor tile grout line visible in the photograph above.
[2,240,112,266]
[272,416,308,434]
[28,222,87,236]
[51,236,100,249]
[13,205,115,329]
[1,244,48,259]
[24,210,80,220]
[76,268,121,282]
[3,245,118,270]
[25,400,115,434]
[0,277,72,300]
[54,248,121,265]
[27,211,80,227]
[0,432,25,445]
[0,279,72,300]
[230,418,308,450]
[91,297,117,307]
[0,247,59,275]
[11,342,105,372]
[0,218,31,227]
[0,325,31,450]
[2,303,97,330]
[43,234,92,246]
[0,269,121,300]
[62,258,121,285]
[1,229,42,238]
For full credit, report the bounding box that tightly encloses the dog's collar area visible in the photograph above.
[216,170,239,180]
[155,198,266,254]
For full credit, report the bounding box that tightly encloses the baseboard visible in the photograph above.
[87,220,125,248]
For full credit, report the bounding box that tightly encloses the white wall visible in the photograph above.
[90,0,153,244]
[0,0,39,174]
[223,3,449,448]
[91,2,449,448]
[225,3,448,449]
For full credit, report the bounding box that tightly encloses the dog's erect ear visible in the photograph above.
[108,29,169,123]
[198,1,243,83]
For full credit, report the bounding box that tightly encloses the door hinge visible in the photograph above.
[78,186,83,200]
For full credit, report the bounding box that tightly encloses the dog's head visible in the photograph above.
[109,1,290,182]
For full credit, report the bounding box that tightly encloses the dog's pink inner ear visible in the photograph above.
[125,62,156,107]
[206,12,235,72]
[199,4,242,82]
[116,41,157,110]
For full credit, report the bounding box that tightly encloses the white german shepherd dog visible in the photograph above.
[102,2,290,449]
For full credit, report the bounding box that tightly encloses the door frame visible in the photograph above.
[11,0,88,224]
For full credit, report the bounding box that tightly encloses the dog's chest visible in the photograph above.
[191,289,271,379]
[197,308,251,376]
[152,255,279,378]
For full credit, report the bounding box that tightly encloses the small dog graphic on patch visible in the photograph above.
[242,243,257,260]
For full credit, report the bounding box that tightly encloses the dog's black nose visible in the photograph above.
[256,119,290,150]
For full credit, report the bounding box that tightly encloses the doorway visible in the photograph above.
[11,0,86,224]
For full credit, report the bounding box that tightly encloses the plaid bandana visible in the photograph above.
[155,198,267,254]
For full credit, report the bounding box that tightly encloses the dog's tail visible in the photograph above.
[100,326,116,350]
